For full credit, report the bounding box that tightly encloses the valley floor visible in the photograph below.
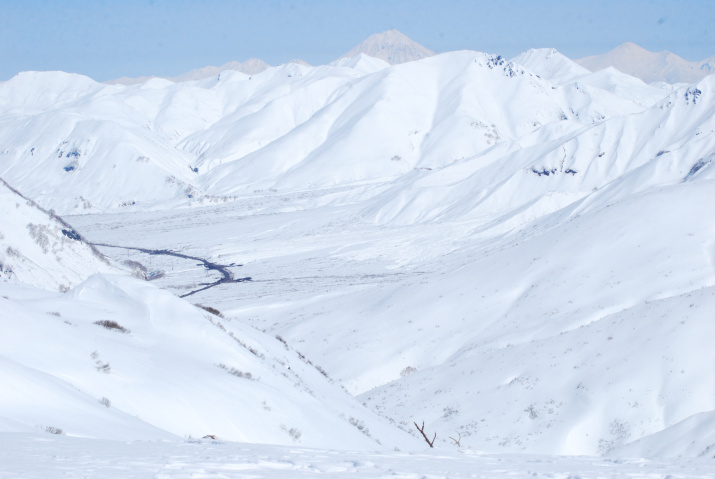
[1,433,710,478]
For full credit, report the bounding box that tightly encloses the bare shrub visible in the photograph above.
[449,432,462,446]
[400,366,417,377]
[280,424,301,442]
[146,270,165,281]
[414,421,436,447]
[124,259,147,271]
[26,223,51,254]
[195,304,224,318]
[216,363,253,380]
[94,320,130,333]
[95,362,111,373]
[205,315,266,359]
[99,397,111,407]
[349,417,371,437]
[45,426,64,435]
[91,350,111,373]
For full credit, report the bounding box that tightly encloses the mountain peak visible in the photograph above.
[171,58,270,82]
[511,48,591,85]
[339,30,435,64]
[576,42,707,84]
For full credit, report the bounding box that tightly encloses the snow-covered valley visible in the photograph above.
[1,40,715,476]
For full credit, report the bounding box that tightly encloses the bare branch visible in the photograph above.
[448,432,461,447]
[413,421,436,448]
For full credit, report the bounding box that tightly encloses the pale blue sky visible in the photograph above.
[1,0,713,81]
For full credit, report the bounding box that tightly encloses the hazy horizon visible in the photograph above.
[1,0,714,81]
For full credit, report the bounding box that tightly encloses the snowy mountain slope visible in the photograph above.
[206,173,715,456]
[512,48,671,107]
[0,50,670,214]
[0,177,116,291]
[4,43,715,462]
[358,74,715,227]
[57,75,715,455]
[512,48,592,85]
[67,118,715,456]
[170,58,271,82]
[701,55,715,75]
[329,53,390,74]
[0,274,419,449]
[197,50,666,198]
[613,410,715,459]
[339,29,435,64]
[106,58,272,85]
[576,42,713,84]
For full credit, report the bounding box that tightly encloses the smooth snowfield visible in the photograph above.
[1,433,712,479]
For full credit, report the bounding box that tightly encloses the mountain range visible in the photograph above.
[576,41,715,84]
[106,30,433,85]
[2,29,715,466]
[105,31,714,86]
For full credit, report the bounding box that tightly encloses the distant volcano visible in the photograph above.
[339,29,435,64]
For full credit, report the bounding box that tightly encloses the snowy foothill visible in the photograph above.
[0,273,417,450]
[1,34,715,476]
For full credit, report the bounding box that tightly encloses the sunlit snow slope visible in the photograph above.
[2,46,715,459]
[0,274,418,449]
[0,50,674,215]
[0,177,116,290]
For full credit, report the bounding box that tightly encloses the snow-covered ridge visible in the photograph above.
[0,48,678,216]
[0,177,116,291]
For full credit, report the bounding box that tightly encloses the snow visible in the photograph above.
[1,49,679,215]
[1,433,713,478]
[0,274,417,449]
[2,40,715,475]
[106,58,272,86]
[0,178,117,291]
[512,48,592,85]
